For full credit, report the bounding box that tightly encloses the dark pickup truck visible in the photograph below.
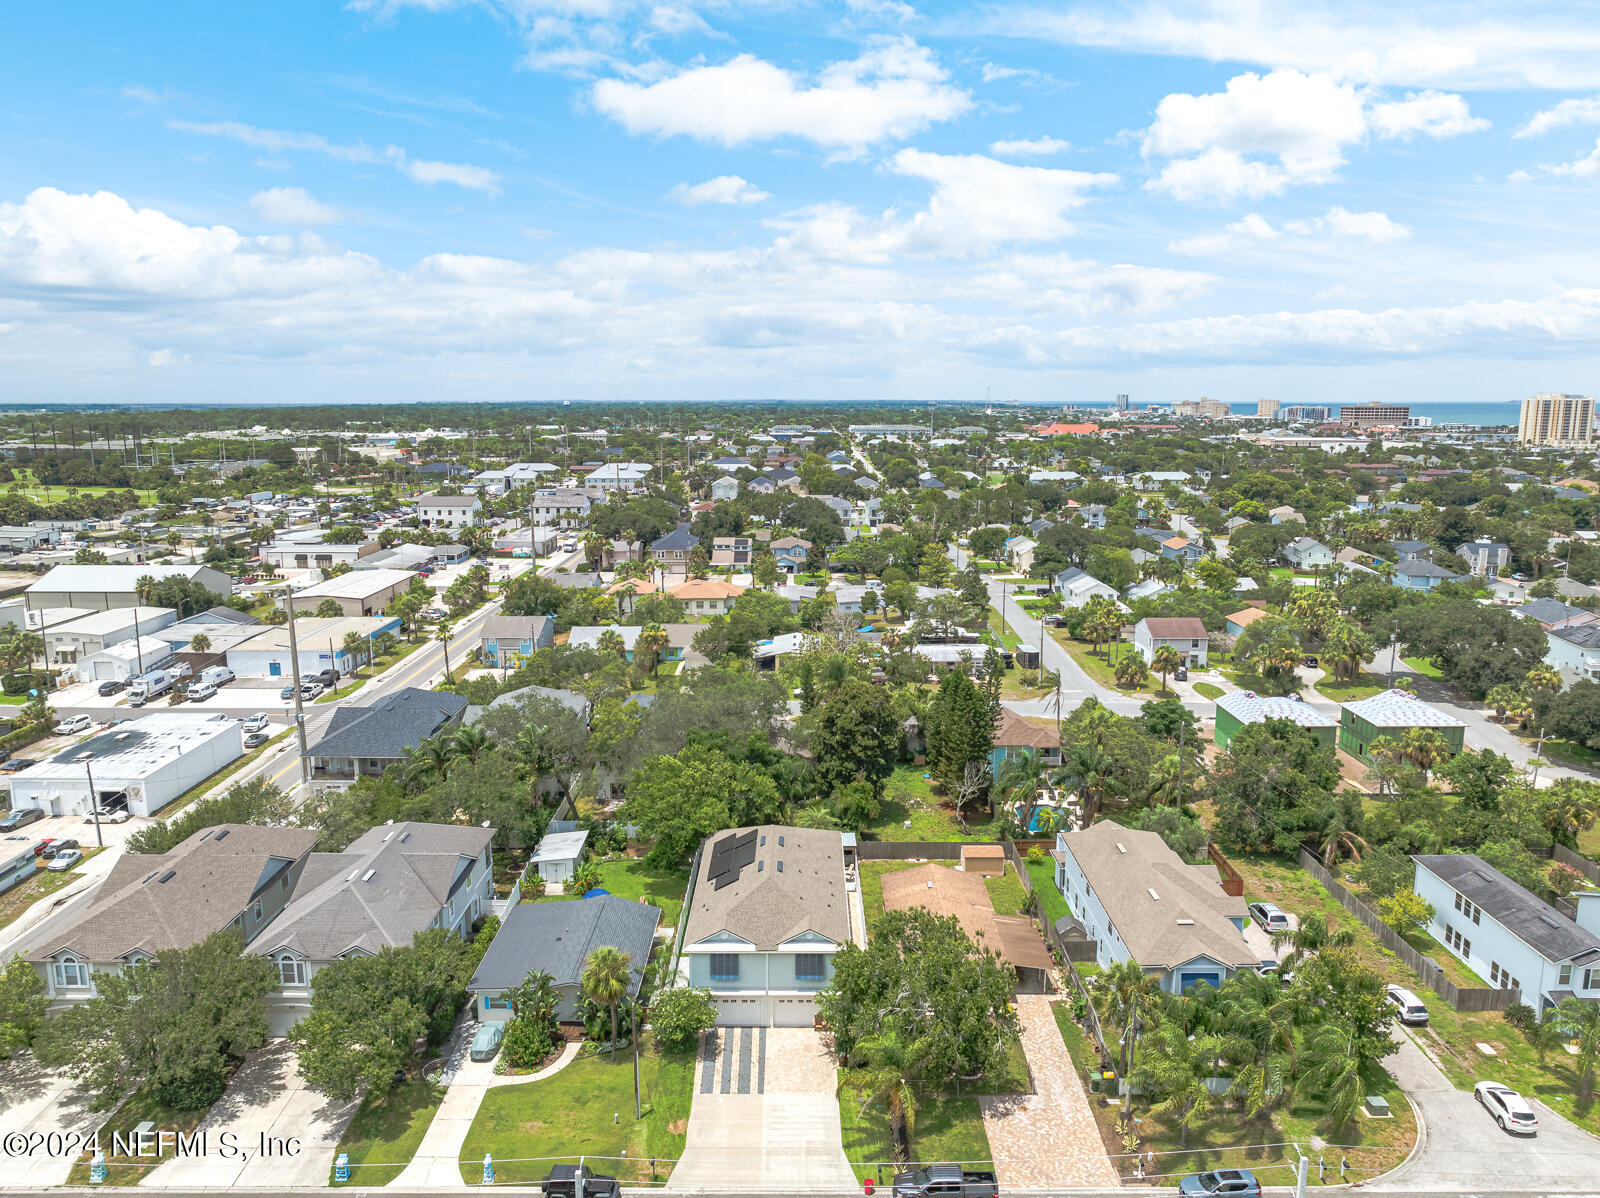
[540,1165,621,1198]
[892,1164,1000,1198]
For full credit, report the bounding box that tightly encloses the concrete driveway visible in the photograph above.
[1371,1030,1600,1192]
[1240,911,1298,966]
[139,1042,357,1189]
[668,1027,856,1193]
[0,1055,102,1186]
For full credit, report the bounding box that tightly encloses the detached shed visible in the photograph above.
[960,844,1007,877]
[529,829,589,885]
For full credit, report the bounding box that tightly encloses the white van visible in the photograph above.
[199,665,235,688]
[188,679,219,702]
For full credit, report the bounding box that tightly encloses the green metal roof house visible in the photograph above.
[1213,691,1339,751]
[1338,689,1466,760]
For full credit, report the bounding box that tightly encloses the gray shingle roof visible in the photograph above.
[683,825,848,950]
[23,824,319,963]
[651,527,699,552]
[256,822,492,960]
[308,687,469,761]
[1397,561,1462,580]
[468,894,660,993]
[1414,854,1600,963]
[1551,624,1600,650]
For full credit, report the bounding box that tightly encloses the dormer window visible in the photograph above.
[54,956,91,988]
[275,953,306,986]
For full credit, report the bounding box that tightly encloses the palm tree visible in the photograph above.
[583,531,607,570]
[453,724,489,766]
[1113,653,1149,690]
[581,946,634,1059]
[342,630,370,674]
[509,968,560,1027]
[1554,995,1600,1100]
[842,1028,931,1161]
[513,724,554,807]
[1321,619,1370,682]
[1059,738,1116,817]
[1525,663,1563,697]
[1271,913,1355,972]
[134,574,159,606]
[1398,726,1449,779]
[1094,960,1162,1098]
[1140,1022,1220,1148]
[994,749,1047,833]
[1151,644,1182,693]
[597,629,627,659]
[636,623,670,676]
[436,620,455,681]
[1486,683,1523,723]
[1302,1020,1367,1134]
[405,733,458,787]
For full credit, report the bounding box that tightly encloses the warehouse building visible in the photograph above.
[225,616,399,679]
[1213,691,1339,751]
[24,564,232,613]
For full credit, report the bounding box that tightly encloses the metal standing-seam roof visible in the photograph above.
[1214,691,1339,730]
[1342,688,1465,730]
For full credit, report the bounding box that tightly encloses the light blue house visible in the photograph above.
[991,708,1062,776]
[678,825,851,1027]
[1394,561,1463,591]
[1413,854,1600,1014]
[567,623,693,664]
[1054,821,1258,993]
[479,614,554,668]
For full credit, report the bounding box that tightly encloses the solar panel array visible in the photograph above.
[707,828,758,890]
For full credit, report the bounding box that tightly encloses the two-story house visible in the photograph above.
[992,708,1063,774]
[1281,536,1335,570]
[528,487,597,528]
[769,536,812,573]
[23,824,319,1012]
[254,822,495,1035]
[1080,504,1108,530]
[1052,567,1119,607]
[1413,854,1600,1014]
[679,825,851,1026]
[1546,623,1600,682]
[650,526,699,578]
[1054,820,1257,993]
[1133,617,1208,666]
[1160,536,1203,564]
[479,614,555,668]
[1457,539,1511,578]
[710,536,756,568]
[710,476,740,502]
[417,493,481,528]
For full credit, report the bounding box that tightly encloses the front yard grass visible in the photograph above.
[329,1079,444,1186]
[535,857,690,927]
[857,766,992,842]
[66,1086,214,1186]
[1312,672,1388,702]
[459,1038,694,1185]
[1192,681,1225,700]
[1053,633,1135,692]
[0,849,101,931]
[838,1084,993,1184]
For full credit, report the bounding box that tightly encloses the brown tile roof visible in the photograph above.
[668,579,747,600]
[1139,617,1208,639]
[1225,607,1270,628]
[993,707,1059,750]
[881,864,1052,970]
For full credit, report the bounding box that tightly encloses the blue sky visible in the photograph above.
[6,1,1600,406]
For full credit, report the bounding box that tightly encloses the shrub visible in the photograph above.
[1503,1002,1536,1032]
[1026,845,1046,864]
[500,1017,554,1071]
[649,986,717,1052]
[154,1066,226,1111]
[569,859,601,897]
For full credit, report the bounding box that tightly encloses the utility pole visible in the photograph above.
[1176,716,1185,808]
[283,589,311,788]
[83,755,103,848]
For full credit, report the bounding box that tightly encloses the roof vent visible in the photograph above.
[1147,888,1160,901]
[399,832,410,843]
[927,879,935,889]
[382,831,393,841]
[1116,842,1127,854]
[200,831,213,841]
[760,835,766,847]
[213,829,229,841]
[346,870,359,882]
[158,870,176,883]
[115,733,131,742]
[362,869,376,882]
[1176,918,1194,926]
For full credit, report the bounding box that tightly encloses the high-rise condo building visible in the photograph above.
[1341,403,1411,428]
[1518,392,1595,447]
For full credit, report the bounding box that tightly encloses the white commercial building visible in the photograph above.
[417,494,481,528]
[74,636,177,684]
[46,606,176,665]
[226,616,399,679]
[284,569,416,618]
[24,564,231,613]
[7,714,244,818]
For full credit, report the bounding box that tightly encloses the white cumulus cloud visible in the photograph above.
[989,136,1071,156]
[1368,90,1488,139]
[590,37,970,151]
[1517,95,1600,139]
[668,176,770,206]
[1170,206,1408,254]
[249,187,342,225]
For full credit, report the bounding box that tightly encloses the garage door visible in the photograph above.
[1178,971,1221,993]
[267,1003,309,1038]
[93,661,117,681]
[714,997,766,1027]
[772,998,815,1027]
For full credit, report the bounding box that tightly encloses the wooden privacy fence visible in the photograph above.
[1209,842,1244,896]
[856,840,963,860]
[1296,848,1520,1013]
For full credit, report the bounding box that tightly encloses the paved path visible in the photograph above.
[669,1027,856,1193]
[0,1055,102,1187]
[389,1031,582,1188]
[978,994,1117,1189]
[1370,1028,1600,1192]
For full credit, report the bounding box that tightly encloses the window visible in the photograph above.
[795,954,826,981]
[1461,936,1471,958]
[1490,962,1502,986]
[251,897,264,922]
[485,996,511,1010]
[276,955,305,986]
[1560,964,1574,987]
[1587,968,1600,991]
[709,954,740,981]
[54,959,90,988]
[1453,893,1463,913]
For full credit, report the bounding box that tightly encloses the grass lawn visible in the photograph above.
[983,866,1029,916]
[1540,737,1600,769]
[838,1083,993,1184]
[1192,682,1225,700]
[1401,656,1444,679]
[0,693,27,705]
[536,857,690,928]
[314,678,366,704]
[986,607,1021,650]
[858,766,992,843]
[65,1086,214,1186]
[1024,858,1068,924]
[1055,633,1136,692]
[1397,926,1490,989]
[0,851,98,931]
[459,1038,694,1185]
[330,1080,445,1186]
[1312,673,1388,702]
[1050,1002,1414,1187]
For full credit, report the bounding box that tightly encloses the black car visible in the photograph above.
[97,679,127,696]
[540,1166,620,1198]
[0,809,42,831]
[40,838,80,859]
[1174,665,1189,681]
[1,759,36,774]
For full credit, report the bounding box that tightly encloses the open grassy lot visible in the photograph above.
[1312,672,1388,702]
[1053,632,1135,692]
[858,766,993,842]
[1401,656,1444,679]
[459,1038,694,1185]
[536,857,689,928]
[330,1080,445,1186]
[1050,1001,1414,1187]
[1192,682,1225,700]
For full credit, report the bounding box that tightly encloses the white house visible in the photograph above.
[1545,624,1600,683]
[1132,617,1208,666]
[1281,537,1335,570]
[1054,821,1257,993]
[417,494,481,528]
[711,476,741,501]
[528,488,598,528]
[1051,567,1119,607]
[1413,854,1600,1015]
[679,825,852,1026]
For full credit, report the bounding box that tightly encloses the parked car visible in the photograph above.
[1174,665,1188,681]
[46,849,83,871]
[279,683,298,700]
[1,759,35,774]
[41,838,80,859]
[188,680,219,702]
[0,748,11,766]
[1476,1081,1538,1134]
[1248,902,1292,933]
[53,714,93,735]
[1302,655,1319,668]
[32,837,56,856]
[892,1164,999,1198]
[314,668,339,687]
[242,713,271,733]
[0,808,42,831]
[540,1165,620,1198]
[244,730,271,749]
[470,1022,505,1062]
[300,683,323,700]
[83,808,130,825]
[1178,1169,1262,1196]
[1386,984,1429,1026]
[97,679,127,696]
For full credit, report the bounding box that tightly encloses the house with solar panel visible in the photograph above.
[677,825,852,1027]
[1337,689,1466,761]
[1412,854,1600,1015]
